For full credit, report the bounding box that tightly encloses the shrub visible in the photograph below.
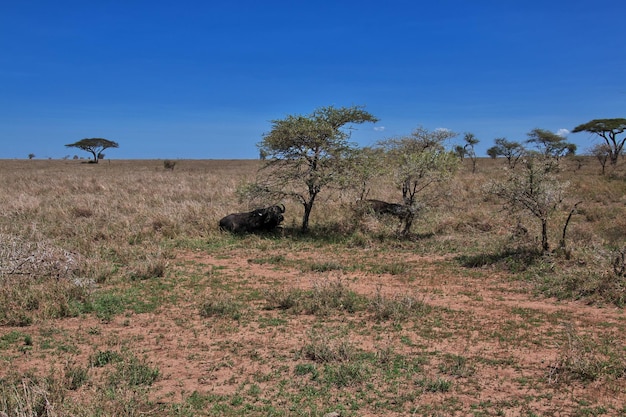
[163,160,176,170]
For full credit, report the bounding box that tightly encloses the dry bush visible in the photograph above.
[163,159,176,170]
[549,324,626,383]
[0,233,91,326]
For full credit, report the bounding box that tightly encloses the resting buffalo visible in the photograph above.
[219,204,285,233]
[363,199,411,219]
[358,199,418,235]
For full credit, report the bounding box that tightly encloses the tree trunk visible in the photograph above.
[301,192,318,233]
[301,203,312,233]
[401,212,414,236]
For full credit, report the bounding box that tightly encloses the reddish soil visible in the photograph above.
[3,249,625,416]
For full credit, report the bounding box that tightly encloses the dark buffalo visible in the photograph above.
[363,199,411,218]
[358,199,418,235]
[219,204,285,233]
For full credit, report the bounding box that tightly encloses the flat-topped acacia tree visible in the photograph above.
[572,118,626,166]
[252,105,378,233]
[65,138,119,163]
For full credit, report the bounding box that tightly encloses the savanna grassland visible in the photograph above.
[1,157,625,417]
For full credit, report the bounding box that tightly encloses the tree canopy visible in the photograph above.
[65,138,119,163]
[462,132,479,173]
[488,155,568,253]
[375,127,459,235]
[526,128,576,159]
[253,105,378,232]
[486,138,526,167]
[572,118,626,165]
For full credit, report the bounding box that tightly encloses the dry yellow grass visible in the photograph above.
[0,157,625,416]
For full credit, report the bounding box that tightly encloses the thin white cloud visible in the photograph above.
[556,128,570,137]
[373,126,385,132]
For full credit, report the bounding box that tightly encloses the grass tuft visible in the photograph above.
[264,279,365,316]
[369,286,431,322]
[199,292,242,320]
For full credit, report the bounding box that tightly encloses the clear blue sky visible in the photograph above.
[1,0,624,159]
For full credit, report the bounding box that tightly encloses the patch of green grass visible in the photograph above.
[90,350,123,367]
[0,330,28,349]
[108,353,160,388]
[294,363,319,379]
[90,292,126,322]
[87,284,164,323]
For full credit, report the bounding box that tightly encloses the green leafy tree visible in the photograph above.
[487,155,569,253]
[486,138,526,167]
[572,118,626,165]
[341,146,386,201]
[526,128,576,160]
[252,105,378,232]
[65,138,119,163]
[377,127,459,235]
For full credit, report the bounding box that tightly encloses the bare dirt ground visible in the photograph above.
[4,245,624,416]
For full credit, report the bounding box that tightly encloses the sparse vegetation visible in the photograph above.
[163,159,176,170]
[0,158,624,416]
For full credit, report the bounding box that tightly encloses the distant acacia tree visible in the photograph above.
[463,132,479,173]
[28,153,35,160]
[248,105,378,232]
[526,128,576,160]
[65,138,119,163]
[573,118,626,165]
[486,138,526,167]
